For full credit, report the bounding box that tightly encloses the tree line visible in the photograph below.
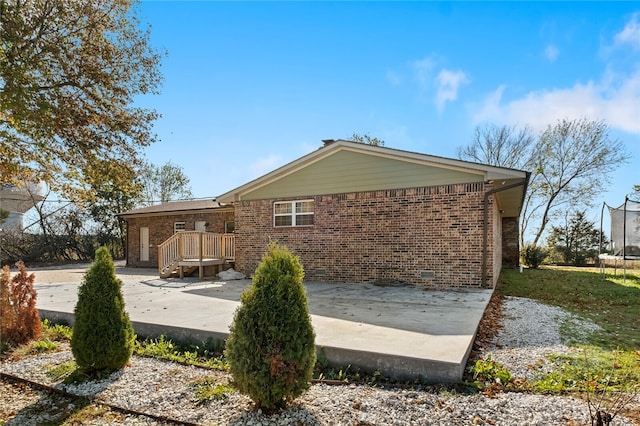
[0,160,193,264]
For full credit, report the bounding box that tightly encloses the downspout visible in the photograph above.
[482,178,528,287]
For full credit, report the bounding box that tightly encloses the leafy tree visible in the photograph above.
[546,210,602,266]
[225,243,316,411]
[138,161,193,206]
[350,133,385,146]
[458,118,629,247]
[0,0,163,202]
[0,261,42,346]
[456,123,534,169]
[87,172,142,258]
[71,247,134,374]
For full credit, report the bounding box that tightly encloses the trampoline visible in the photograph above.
[599,197,640,280]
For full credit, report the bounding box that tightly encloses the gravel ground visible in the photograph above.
[1,295,639,425]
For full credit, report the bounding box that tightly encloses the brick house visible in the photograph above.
[216,140,529,288]
[119,199,234,268]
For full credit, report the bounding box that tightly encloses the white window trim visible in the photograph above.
[273,199,314,227]
[174,221,186,233]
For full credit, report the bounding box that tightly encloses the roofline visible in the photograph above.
[118,205,233,219]
[217,140,528,203]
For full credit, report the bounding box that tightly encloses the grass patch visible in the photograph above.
[46,361,78,382]
[532,346,640,394]
[499,267,640,350]
[191,377,234,405]
[63,403,125,425]
[497,266,640,407]
[7,339,60,360]
[46,360,114,384]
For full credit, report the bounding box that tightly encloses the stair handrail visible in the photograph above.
[158,232,181,275]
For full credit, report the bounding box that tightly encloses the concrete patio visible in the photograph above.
[31,264,492,383]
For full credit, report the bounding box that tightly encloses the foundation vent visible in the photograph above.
[420,270,436,280]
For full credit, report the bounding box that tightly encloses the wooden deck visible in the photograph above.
[177,258,225,279]
[158,232,235,279]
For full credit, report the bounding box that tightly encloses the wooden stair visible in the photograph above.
[157,232,235,279]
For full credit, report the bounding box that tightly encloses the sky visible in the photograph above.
[136,1,640,233]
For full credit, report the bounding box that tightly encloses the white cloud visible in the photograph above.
[435,69,470,112]
[412,56,436,89]
[471,69,640,134]
[386,70,403,86]
[248,154,283,179]
[615,13,640,49]
[544,44,559,62]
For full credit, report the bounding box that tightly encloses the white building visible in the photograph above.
[0,182,46,231]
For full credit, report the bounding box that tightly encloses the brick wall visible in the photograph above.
[125,209,234,267]
[234,183,498,288]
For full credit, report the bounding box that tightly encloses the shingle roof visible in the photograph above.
[118,199,230,217]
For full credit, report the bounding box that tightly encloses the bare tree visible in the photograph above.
[458,118,630,247]
[456,123,535,169]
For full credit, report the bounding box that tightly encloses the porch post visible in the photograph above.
[199,232,204,279]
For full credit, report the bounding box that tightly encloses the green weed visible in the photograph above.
[469,356,514,391]
[191,377,234,405]
[133,335,228,371]
[41,319,72,341]
[31,338,59,353]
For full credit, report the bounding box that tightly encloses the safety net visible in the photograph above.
[607,198,640,258]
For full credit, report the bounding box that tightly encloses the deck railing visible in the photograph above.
[158,232,235,277]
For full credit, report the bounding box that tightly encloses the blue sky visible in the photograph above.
[137,1,640,226]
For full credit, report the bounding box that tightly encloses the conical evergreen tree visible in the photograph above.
[71,247,134,373]
[225,243,316,410]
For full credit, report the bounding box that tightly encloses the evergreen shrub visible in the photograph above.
[71,247,134,373]
[225,243,316,410]
[521,244,547,269]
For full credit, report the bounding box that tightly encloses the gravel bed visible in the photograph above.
[2,296,638,425]
[483,296,604,381]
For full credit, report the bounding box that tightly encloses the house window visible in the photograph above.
[274,200,314,227]
[174,222,186,233]
[224,221,235,233]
